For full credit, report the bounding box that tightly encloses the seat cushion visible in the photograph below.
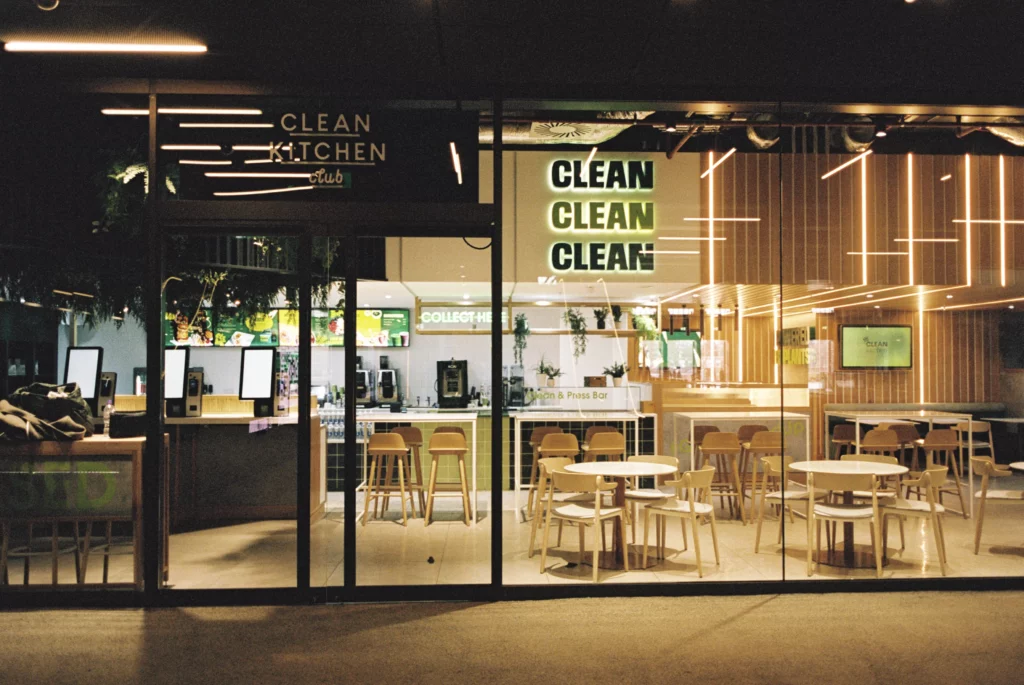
[765,488,820,501]
[554,492,596,503]
[883,499,945,514]
[975,490,1024,500]
[625,487,674,500]
[813,503,875,519]
[647,499,714,515]
[552,503,623,519]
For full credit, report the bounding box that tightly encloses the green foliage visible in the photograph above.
[602,362,629,378]
[533,356,562,379]
[611,304,623,323]
[513,313,530,365]
[564,307,588,361]
[632,313,659,340]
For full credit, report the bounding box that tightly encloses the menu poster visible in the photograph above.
[215,311,279,347]
[356,309,410,347]
[278,309,302,347]
[279,309,344,346]
[165,309,214,347]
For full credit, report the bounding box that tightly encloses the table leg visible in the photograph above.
[471,419,477,525]
[613,478,626,567]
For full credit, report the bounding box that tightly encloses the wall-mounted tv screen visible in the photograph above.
[355,309,410,347]
[840,325,912,369]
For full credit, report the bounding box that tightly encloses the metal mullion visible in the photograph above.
[343,233,358,590]
[490,97,503,591]
[297,231,313,594]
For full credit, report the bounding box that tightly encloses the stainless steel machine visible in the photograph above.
[437,359,468,409]
[503,364,525,408]
[355,356,373,406]
[185,370,204,417]
[376,355,399,405]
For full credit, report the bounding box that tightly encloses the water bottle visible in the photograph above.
[102,400,114,435]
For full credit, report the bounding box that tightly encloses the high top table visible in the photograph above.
[824,409,976,517]
[790,459,908,568]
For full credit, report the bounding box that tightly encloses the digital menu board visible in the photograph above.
[356,309,410,347]
[840,325,912,369]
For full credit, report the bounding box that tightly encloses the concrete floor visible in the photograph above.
[2,592,1023,684]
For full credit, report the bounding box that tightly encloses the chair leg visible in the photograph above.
[806,510,814,577]
[931,513,947,576]
[974,490,987,554]
[380,455,394,515]
[708,510,720,566]
[690,513,703,577]
[103,521,112,584]
[458,455,471,526]
[872,518,883,579]
[578,524,586,566]
[815,519,822,572]
[362,455,378,526]
[557,520,564,547]
[424,457,439,527]
[593,522,601,583]
[403,455,418,518]
[949,463,967,519]
[898,518,905,551]
[643,507,651,565]
[539,507,554,574]
[397,456,408,526]
[80,521,92,585]
[754,492,767,553]
[731,456,747,524]
[680,517,687,552]
[525,458,538,519]
[620,516,629,572]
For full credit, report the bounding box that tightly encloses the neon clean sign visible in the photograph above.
[547,159,654,272]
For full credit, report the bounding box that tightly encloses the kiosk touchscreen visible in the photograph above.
[164,347,190,417]
[239,348,277,417]
[64,346,103,414]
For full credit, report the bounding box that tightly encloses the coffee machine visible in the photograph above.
[185,370,204,417]
[437,359,468,409]
[376,355,399,405]
[503,365,525,408]
[355,356,373,406]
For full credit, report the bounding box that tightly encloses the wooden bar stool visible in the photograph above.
[742,430,784,514]
[692,425,718,471]
[362,433,414,526]
[524,426,564,517]
[831,423,857,460]
[390,427,426,514]
[581,425,617,451]
[434,426,465,437]
[425,431,472,526]
[699,432,746,524]
[737,424,769,492]
[581,431,625,463]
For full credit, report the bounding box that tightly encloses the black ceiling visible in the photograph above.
[1,1,1024,106]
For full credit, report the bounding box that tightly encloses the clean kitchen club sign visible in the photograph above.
[548,158,655,273]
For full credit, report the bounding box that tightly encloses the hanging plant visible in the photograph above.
[564,307,588,361]
[513,312,530,365]
[631,311,659,341]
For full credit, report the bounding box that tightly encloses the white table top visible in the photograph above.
[356,412,478,423]
[566,462,676,478]
[1009,462,1024,472]
[826,410,970,421]
[982,418,1024,423]
[512,411,642,421]
[852,418,916,426]
[790,460,909,476]
[674,411,809,420]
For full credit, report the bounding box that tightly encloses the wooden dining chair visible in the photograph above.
[912,429,966,517]
[641,465,720,577]
[691,425,718,471]
[624,454,679,544]
[955,422,995,477]
[753,455,826,553]
[524,426,564,517]
[363,432,414,526]
[527,456,609,558]
[425,431,472,526]
[840,453,903,548]
[539,471,628,583]
[699,431,746,524]
[805,471,884,579]
[831,423,857,460]
[882,466,949,575]
[859,429,901,461]
[583,431,625,463]
[971,456,1024,554]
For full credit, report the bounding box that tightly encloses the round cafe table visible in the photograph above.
[790,459,909,568]
[1009,462,1024,473]
[853,418,917,426]
[565,460,676,570]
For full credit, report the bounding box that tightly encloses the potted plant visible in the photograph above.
[611,305,624,330]
[513,312,530,365]
[603,362,630,387]
[632,311,659,340]
[534,357,562,387]
[593,307,609,330]
[564,307,588,361]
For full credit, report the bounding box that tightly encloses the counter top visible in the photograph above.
[509,411,647,421]
[165,413,302,426]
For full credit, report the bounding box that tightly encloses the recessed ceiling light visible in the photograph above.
[940,174,953,182]
[1010,305,1015,309]
[946,295,954,299]
[385,295,392,299]
[463,294,470,299]
[866,294,874,298]
[874,305,880,309]
[535,300,551,306]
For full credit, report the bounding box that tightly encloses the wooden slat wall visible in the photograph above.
[704,151,1023,287]
[808,308,1001,457]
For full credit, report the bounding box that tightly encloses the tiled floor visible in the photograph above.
[5,479,1023,589]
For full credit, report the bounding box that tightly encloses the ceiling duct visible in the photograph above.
[746,113,780,150]
[479,111,653,145]
[836,117,875,152]
[963,116,1024,147]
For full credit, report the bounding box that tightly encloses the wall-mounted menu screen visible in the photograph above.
[355,309,410,347]
[840,325,912,369]
[164,348,189,400]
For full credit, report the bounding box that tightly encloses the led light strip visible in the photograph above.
[179,122,273,129]
[925,294,1024,311]
[894,238,959,243]
[846,251,908,256]
[709,151,715,285]
[918,289,926,403]
[205,172,309,178]
[103,108,262,116]
[908,153,914,286]
[161,144,220,151]
[683,217,760,222]
[965,154,972,286]
[700,147,735,179]
[213,186,314,197]
[5,41,206,53]
[820,150,872,180]
[861,157,869,285]
[1000,155,1007,287]
[657,236,727,241]
[179,159,231,166]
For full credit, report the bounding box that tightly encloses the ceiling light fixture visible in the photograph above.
[161,144,221,151]
[205,172,309,178]
[4,41,207,53]
[821,149,872,180]
[449,142,463,185]
[534,300,551,307]
[940,174,953,182]
[103,108,262,116]
[700,147,736,179]
[179,159,231,166]
[874,125,888,138]
[179,122,273,129]
[212,186,314,197]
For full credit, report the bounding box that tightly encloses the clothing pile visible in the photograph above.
[0,383,94,442]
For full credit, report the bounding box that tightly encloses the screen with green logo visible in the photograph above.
[840,325,912,369]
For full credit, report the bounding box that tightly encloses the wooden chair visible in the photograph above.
[624,454,679,544]
[527,456,610,558]
[434,426,466,437]
[806,470,884,579]
[753,455,826,553]
[641,465,721,577]
[882,466,949,575]
[831,423,857,460]
[888,423,922,467]
[971,456,1023,554]
[425,431,472,526]
[582,425,618,450]
[362,433,414,526]
[390,427,426,514]
[737,424,769,496]
[742,430,784,514]
[840,453,903,548]
[955,422,995,478]
[539,471,628,583]
[859,429,901,460]
[912,429,966,517]
[582,431,625,463]
[524,426,564,517]
[691,425,718,471]
[698,431,746,524]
